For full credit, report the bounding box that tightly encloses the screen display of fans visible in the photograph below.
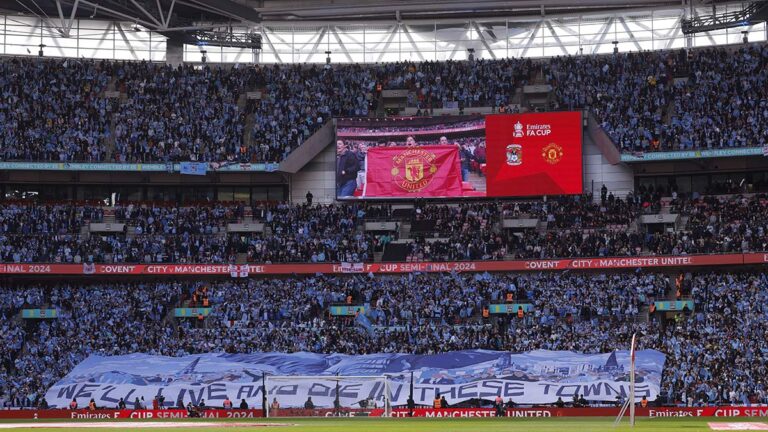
[335,112,583,199]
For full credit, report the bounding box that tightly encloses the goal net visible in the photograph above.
[265,375,391,417]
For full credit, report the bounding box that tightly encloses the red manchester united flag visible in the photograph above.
[363,145,464,198]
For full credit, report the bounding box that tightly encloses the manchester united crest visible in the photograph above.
[541,143,564,164]
[506,144,522,166]
[391,148,438,192]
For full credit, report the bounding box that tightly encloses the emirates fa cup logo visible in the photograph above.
[513,121,524,138]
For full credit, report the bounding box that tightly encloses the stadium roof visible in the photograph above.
[0,0,756,53]
[0,0,262,41]
[1,0,742,29]
[245,0,732,22]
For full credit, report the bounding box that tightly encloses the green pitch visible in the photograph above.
[0,417,748,431]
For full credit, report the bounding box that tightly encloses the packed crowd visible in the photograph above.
[0,287,37,406]
[1,193,767,264]
[408,193,768,261]
[0,203,103,235]
[405,196,645,261]
[229,202,373,263]
[2,270,766,408]
[3,45,765,164]
[0,283,179,408]
[112,63,250,163]
[381,59,532,109]
[0,59,377,164]
[661,272,768,406]
[645,194,768,255]
[408,202,503,261]
[664,46,768,152]
[548,45,768,152]
[0,233,233,264]
[505,229,645,259]
[247,64,378,162]
[0,202,373,264]
[177,271,665,355]
[0,270,664,406]
[114,202,244,235]
[0,58,113,162]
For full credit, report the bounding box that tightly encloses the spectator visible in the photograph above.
[336,141,360,197]
[0,270,766,408]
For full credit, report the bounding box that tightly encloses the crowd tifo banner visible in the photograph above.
[363,145,463,198]
[485,111,583,197]
[0,253,764,275]
[44,350,664,409]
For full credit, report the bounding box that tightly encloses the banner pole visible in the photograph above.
[629,333,637,427]
[263,374,268,418]
[384,376,391,417]
[409,371,414,417]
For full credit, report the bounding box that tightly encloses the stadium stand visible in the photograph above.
[1,2,768,420]
[1,45,767,165]
[1,271,767,408]
[549,45,768,153]
[1,194,767,264]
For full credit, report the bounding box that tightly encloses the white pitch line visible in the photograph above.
[709,423,768,431]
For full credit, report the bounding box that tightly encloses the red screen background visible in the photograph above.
[485,111,583,197]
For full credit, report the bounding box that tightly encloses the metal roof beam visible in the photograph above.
[184,0,262,23]
[618,16,642,51]
[472,20,497,59]
[57,0,158,29]
[261,29,283,63]
[520,20,542,58]
[401,24,424,61]
[254,0,676,18]
[164,0,175,27]
[590,16,614,54]
[14,0,67,36]
[544,19,568,56]
[129,0,163,27]
[331,26,354,63]
[375,25,398,62]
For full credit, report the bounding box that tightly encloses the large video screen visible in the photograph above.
[335,112,582,199]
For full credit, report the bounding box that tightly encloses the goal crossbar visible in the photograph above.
[265,375,391,417]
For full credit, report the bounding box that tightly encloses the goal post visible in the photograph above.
[614,333,637,427]
[264,375,391,417]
